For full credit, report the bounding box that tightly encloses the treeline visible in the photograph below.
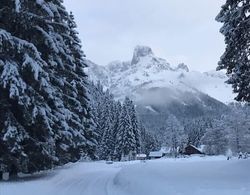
[89,82,159,160]
[154,103,250,156]
[202,103,250,155]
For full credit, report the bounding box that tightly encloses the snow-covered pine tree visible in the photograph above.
[127,99,141,153]
[97,90,112,140]
[112,101,122,160]
[115,97,136,161]
[112,101,122,139]
[88,81,105,143]
[201,119,228,155]
[98,91,116,160]
[216,0,250,102]
[165,115,187,156]
[65,9,97,161]
[141,130,160,156]
[88,81,122,160]
[0,3,58,173]
[225,103,250,153]
[0,0,95,174]
[98,117,115,160]
[241,105,250,152]
[184,117,211,147]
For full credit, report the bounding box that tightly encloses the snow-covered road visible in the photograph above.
[1,156,250,195]
[51,163,123,195]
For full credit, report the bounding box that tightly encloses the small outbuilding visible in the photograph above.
[136,154,147,160]
[149,151,163,159]
[181,145,204,155]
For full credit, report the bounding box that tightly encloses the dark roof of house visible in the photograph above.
[182,145,204,155]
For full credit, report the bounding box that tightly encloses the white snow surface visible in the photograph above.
[1,156,250,195]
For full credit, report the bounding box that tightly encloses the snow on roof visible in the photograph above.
[149,151,163,157]
[187,145,203,153]
[189,145,200,150]
[136,154,147,158]
[145,106,158,113]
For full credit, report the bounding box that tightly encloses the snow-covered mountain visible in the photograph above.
[86,45,234,104]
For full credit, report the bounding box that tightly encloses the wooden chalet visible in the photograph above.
[181,145,204,155]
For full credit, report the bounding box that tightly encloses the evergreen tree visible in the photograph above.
[88,81,122,160]
[216,0,250,102]
[112,101,122,140]
[0,25,57,174]
[98,92,115,160]
[88,81,105,143]
[184,117,211,147]
[225,103,250,153]
[141,131,160,155]
[201,119,228,155]
[112,101,123,160]
[0,0,95,174]
[127,99,141,153]
[165,115,187,156]
[115,97,136,160]
[98,117,113,160]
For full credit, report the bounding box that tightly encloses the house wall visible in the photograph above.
[184,146,203,155]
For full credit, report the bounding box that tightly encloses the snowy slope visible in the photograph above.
[86,45,234,103]
[1,157,250,195]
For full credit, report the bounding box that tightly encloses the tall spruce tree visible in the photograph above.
[165,115,187,156]
[0,0,95,174]
[201,119,228,155]
[88,81,118,160]
[127,99,141,153]
[98,117,115,160]
[183,117,211,147]
[216,0,250,102]
[115,97,136,160]
[98,91,115,160]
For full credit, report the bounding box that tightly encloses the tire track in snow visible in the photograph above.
[51,164,122,195]
[82,169,120,195]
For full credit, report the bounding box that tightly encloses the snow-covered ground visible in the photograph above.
[1,156,250,195]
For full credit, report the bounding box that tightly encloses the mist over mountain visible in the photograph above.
[86,45,233,103]
[86,45,231,132]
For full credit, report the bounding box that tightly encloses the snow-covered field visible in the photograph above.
[1,156,250,195]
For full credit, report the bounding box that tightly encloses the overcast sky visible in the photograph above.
[63,0,225,72]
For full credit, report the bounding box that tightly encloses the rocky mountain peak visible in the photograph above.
[132,45,154,65]
[86,45,233,103]
[176,63,189,72]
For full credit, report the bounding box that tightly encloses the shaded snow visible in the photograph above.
[15,0,21,12]
[22,54,42,80]
[0,61,27,98]
[1,156,250,195]
[145,106,158,113]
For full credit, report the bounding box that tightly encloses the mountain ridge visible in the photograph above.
[86,45,232,132]
[86,45,234,104]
